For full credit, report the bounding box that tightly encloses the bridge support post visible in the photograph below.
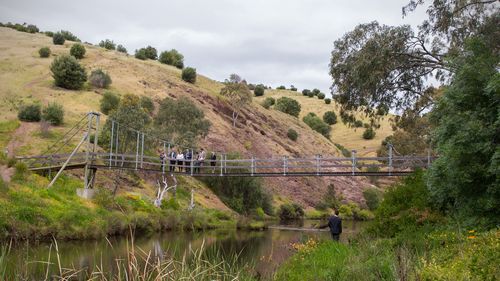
[251,156,255,176]
[388,144,393,176]
[135,131,140,170]
[84,112,100,189]
[109,121,114,168]
[351,150,357,175]
[283,156,288,176]
[140,133,144,169]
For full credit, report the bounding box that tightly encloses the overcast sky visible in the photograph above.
[0,0,427,94]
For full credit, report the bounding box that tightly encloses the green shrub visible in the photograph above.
[312,88,321,96]
[339,204,353,218]
[42,102,64,126]
[254,85,265,96]
[302,89,311,96]
[354,120,363,128]
[26,24,39,33]
[334,143,351,157]
[52,32,65,45]
[277,85,286,90]
[140,96,155,113]
[181,67,196,83]
[134,48,148,60]
[100,91,120,114]
[38,47,51,58]
[303,112,331,138]
[362,127,376,139]
[89,69,112,88]
[317,93,325,99]
[18,104,41,122]
[159,49,184,69]
[290,85,297,91]
[278,203,304,220]
[324,98,331,104]
[287,128,298,141]
[99,39,116,50]
[323,111,337,125]
[12,162,28,182]
[70,43,86,59]
[50,55,87,90]
[363,188,383,210]
[161,198,180,210]
[44,31,54,37]
[307,91,314,97]
[116,44,127,53]
[275,97,301,117]
[261,97,275,109]
[60,30,80,42]
[254,207,265,220]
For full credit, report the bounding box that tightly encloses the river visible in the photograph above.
[2,220,367,279]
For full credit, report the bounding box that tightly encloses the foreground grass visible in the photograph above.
[275,229,499,281]
[0,239,255,280]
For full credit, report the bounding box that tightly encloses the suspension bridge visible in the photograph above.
[16,112,435,190]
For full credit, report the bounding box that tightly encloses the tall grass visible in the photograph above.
[0,237,255,280]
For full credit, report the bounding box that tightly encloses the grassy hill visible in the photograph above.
[0,27,386,209]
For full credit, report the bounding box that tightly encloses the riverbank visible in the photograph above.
[0,167,263,240]
[275,228,499,280]
[275,172,500,280]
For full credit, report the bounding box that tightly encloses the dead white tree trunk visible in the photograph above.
[154,174,177,207]
[232,110,239,127]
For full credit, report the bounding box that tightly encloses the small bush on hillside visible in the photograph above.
[100,91,120,114]
[287,129,298,141]
[363,188,383,211]
[290,85,297,91]
[354,120,363,128]
[140,96,155,113]
[278,203,304,220]
[254,85,265,97]
[50,55,87,90]
[99,39,116,50]
[317,92,325,99]
[159,49,184,69]
[134,48,147,60]
[307,91,314,98]
[302,89,311,96]
[42,102,64,125]
[116,44,127,53]
[89,69,112,88]
[277,85,286,90]
[363,127,376,140]
[275,97,301,117]
[18,104,41,122]
[52,32,65,45]
[70,43,86,59]
[261,97,275,109]
[181,67,196,83]
[312,89,321,96]
[334,143,352,157]
[38,47,51,58]
[60,30,80,42]
[44,31,54,37]
[26,24,39,33]
[323,111,337,125]
[303,112,331,138]
[324,98,331,104]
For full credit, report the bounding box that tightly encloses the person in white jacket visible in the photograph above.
[176,152,184,172]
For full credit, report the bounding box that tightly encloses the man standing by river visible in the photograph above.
[318,209,342,241]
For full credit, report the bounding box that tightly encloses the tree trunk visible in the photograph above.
[232,110,239,127]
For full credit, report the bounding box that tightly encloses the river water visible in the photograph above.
[3,220,366,279]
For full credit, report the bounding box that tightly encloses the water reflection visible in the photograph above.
[3,220,366,279]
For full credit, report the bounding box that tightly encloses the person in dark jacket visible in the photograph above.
[318,209,342,241]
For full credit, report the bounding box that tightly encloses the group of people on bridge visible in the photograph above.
[159,148,217,174]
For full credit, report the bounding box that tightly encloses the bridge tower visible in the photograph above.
[83,112,100,189]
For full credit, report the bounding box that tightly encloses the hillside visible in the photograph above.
[0,27,381,207]
[254,90,393,158]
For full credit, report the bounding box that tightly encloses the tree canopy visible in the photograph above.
[220,74,252,127]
